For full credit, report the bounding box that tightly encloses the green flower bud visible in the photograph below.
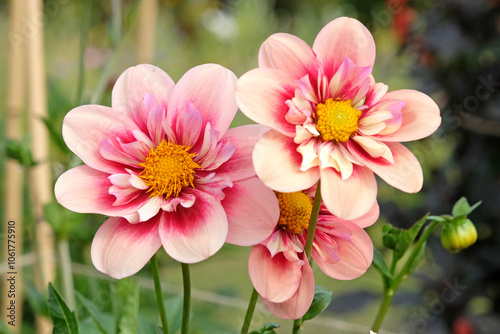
[441,218,478,253]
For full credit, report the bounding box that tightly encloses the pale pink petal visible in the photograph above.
[253,130,320,192]
[259,33,320,81]
[236,68,297,137]
[55,165,149,218]
[99,137,148,168]
[351,136,394,163]
[261,258,315,320]
[91,216,162,279]
[248,245,301,303]
[137,196,163,222]
[313,17,376,79]
[374,89,441,142]
[174,106,203,147]
[62,105,140,174]
[365,82,388,107]
[215,125,269,181]
[312,221,373,280]
[223,177,279,246]
[167,64,237,137]
[159,189,227,263]
[348,201,380,228]
[112,64,175,118]
[347,141,423,193]
[320,166,377,220]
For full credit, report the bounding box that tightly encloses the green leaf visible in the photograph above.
[112,278,139,334]
[452,197,482,216]
[26,282,49,317]
[249,322,280,334]
[452,197,470,216]
[165,294,183,334]
[427,215,446,223]
[75,291,110,334]
[406,241,427,276]
[393,213,429,263]
[5,139,36,167]
[302,286,333,321]
[48,283,79,334]
[382,224,401,250]
[42,117,70,154]
[372,247,393,280]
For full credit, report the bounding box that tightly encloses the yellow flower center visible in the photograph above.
[139,140,201,198]
[275,191,313,234]
[315,98,361,142]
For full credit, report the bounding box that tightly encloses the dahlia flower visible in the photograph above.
[55,64,279,278]
[248,188,378,319]
[236,17,441,220]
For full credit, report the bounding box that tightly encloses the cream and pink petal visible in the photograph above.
[347,140,423,193]
[312,221,373,280]
[261,258,315,320]
[236,68,298,137]
[91,216,162,279]
[313,17,376,79]
[374,89,441,142]
[248,245,302,303]
[158,189,228,263]
[215,125,270,181]
[62,105,141,174]
[111,64,175,120]
[258,33,320,81]
[253,130,320,192]
[320,166,377,220]
[167,64,238,137]
[223,177,279,246]
[55,165,150,218]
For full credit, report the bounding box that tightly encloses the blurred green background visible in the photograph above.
[1,0,499,333]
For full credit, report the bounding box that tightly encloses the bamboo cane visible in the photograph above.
[26,0,55,332]
[2,0,26,332]
[138,0,158,63]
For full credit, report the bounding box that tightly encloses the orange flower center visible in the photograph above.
[275,191,313,234]
[315,98,361,142]
[139,140,200,198]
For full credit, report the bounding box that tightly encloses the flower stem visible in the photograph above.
[240,288,259,334]
[293,181,322,334]
[371,220,440,332]
[181,263,191,334]
[151,254,169,334]
[304,180,322,263]
[292,318,303,334]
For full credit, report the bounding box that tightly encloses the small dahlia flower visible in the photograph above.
[55,64,279,279]
[236,17,441,220]
[248,188,378,319]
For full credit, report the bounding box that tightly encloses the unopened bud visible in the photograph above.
[441,218,477,253]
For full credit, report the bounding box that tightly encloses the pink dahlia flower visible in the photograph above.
[236,17,441,220]
[248,189,378,319]
[55,64,279,279]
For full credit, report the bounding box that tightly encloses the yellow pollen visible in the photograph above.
[139,140,200,198]
[275,191,313,234]
[315,98,361,142]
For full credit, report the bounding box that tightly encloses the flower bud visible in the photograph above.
[441,218,477,253]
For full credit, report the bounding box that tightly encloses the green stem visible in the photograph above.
[304,180,322,263]
[240,288,259,334]
[151,254,169,334]
[292,181,322,334]
[292,318,303,334]
[181,263,191,334]
[371,220,440,332]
